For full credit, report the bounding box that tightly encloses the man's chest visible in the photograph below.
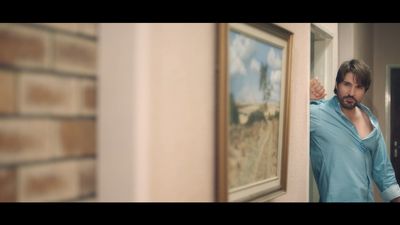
[350,110,373,140]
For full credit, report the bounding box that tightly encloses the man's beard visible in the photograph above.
[339,95,358,109]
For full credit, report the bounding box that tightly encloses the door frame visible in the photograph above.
[309,23,335,202]
[385,65,400,156]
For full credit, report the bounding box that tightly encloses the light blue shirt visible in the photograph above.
[310,96,400,202]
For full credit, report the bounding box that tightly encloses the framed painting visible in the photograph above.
[217,23,293,202]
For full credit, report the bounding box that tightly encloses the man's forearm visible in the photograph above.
[391,196,400,202]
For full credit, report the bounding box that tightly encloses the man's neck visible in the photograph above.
[341,106,360,121]
[340,103,373,138]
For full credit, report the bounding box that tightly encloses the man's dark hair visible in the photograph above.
[334,59,371,94]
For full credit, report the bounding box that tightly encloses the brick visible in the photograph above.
[0,119,61,164]
[18,160,80,201]
[0,168,16,202]
[77,23,97,37]
[0,24,51,69]
[0,70,16,113]
[78,158,96,196]
[78,80,96,116]
[59,120,95,156]
[18,73,79,116]
[53,34,97,76]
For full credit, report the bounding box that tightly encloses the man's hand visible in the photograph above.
[310,78,327,100]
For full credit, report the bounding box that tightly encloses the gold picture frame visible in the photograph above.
[217,23,293,202]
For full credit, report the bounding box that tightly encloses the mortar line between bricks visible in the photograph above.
[0,64,97,80]
[0,114,96,120]
[0,155,97,169]
[16,23,98,42]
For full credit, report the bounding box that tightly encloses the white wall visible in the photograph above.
[98,23,312,201]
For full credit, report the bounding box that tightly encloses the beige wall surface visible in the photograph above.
[338,23,400,202]
[338,23,373,109]
[354,23,373,108]
[373,24,400,138]
[269,23,311,202]
[98,23,313,201]
[146,24,216,201]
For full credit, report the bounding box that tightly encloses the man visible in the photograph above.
[310,59,400,202]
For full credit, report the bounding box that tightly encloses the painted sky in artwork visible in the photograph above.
[229,30,283,105]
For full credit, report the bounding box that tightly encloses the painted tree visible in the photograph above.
[259,63,272,102]
[229,93,239,125]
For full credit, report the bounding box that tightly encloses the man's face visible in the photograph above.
[336,72,366,110]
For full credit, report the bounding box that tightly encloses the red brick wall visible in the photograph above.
[0,23,97,202]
